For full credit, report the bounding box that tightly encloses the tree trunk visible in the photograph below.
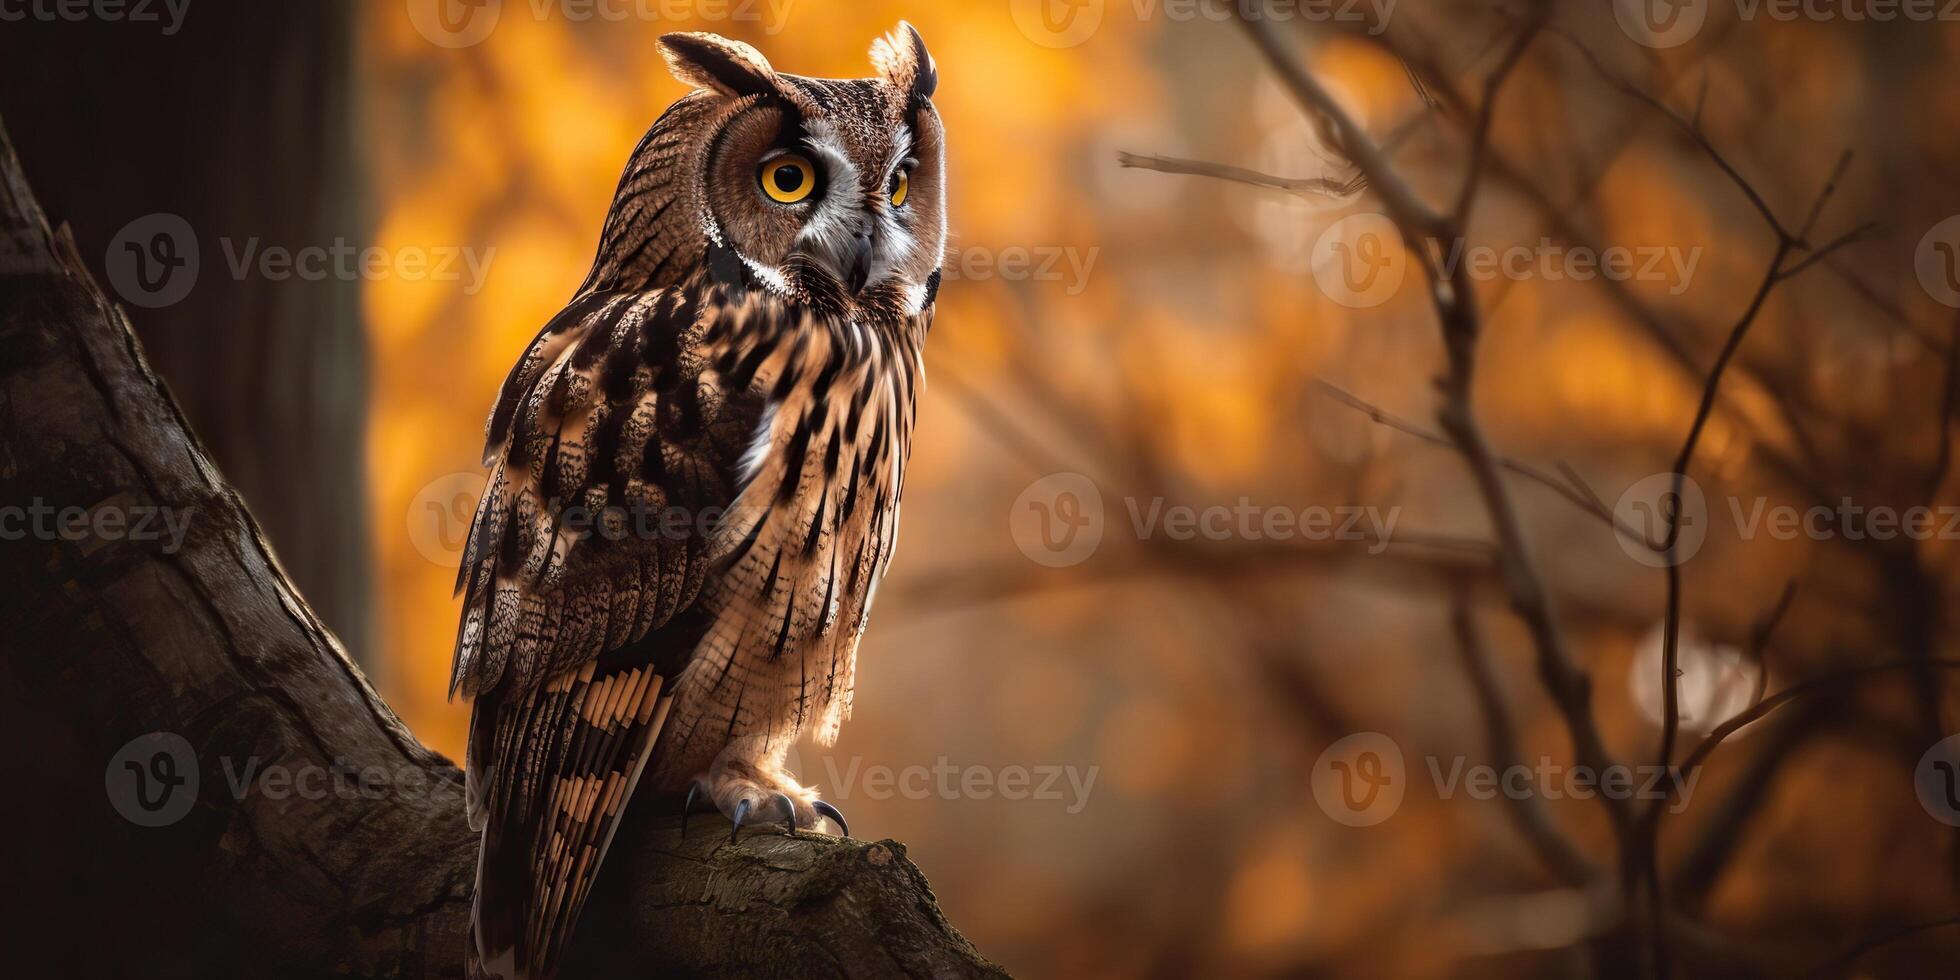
[0,0,372,660]
[0,114,1004,980]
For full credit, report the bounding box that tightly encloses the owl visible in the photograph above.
[447,25,943,980]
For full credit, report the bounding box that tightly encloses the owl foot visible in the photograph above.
[678,764,846,842]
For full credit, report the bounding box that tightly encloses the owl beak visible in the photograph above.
[845,231,875,295]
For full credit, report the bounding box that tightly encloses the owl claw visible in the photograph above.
[681,781,701,839]
[687,764,825,841]
[813,799,849,838]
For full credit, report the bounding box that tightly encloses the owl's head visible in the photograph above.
[590,25,943,321]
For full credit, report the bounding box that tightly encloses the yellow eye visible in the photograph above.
[890,169,910,207]
[759,154,815,204]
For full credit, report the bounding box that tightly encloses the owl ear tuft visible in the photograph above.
[659,32,777,98]
[870,22,936,103]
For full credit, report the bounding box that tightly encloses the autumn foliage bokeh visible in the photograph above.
[360,1,1960,975]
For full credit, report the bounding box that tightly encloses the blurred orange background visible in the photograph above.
[357,2,1960,976]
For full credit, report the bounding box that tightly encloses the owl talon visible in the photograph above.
[813,800,849,838]
[681,781,701,839]
[730,797,752,843]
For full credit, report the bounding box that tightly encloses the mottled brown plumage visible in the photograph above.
[449,25,943,980]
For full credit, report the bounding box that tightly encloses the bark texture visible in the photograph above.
[0,115,1004,980]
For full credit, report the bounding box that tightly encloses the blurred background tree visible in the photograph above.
[0,3,372,659]
[8,0,1960,975]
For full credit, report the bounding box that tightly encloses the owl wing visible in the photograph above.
[451,283,742,705]
[453,281,763,980]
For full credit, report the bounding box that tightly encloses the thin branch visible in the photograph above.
[1116,152,1366,199]
[1318,381,1660,549]
[1453,17,1547,227]
[1450,589,1601,886]
[1639,135,1859,980]
[1679,658,1960,778]
[1554,28,1795,244]
[1233,6,1445,239]
[1773,220,1879,282]
[1645,148,1861,800]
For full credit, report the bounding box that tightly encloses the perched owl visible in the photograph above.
[448,25,943,980]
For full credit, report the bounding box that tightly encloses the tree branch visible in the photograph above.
[0,113,1003,980]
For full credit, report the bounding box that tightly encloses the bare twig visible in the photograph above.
[1679,658,1960,778]
[1233,8,1446,239]
[1453,17,1547,226]
[1450,589,1600,886]
[1318,381,1660,549]
[1633,124,1860,980]
[1116,152,1366,199]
